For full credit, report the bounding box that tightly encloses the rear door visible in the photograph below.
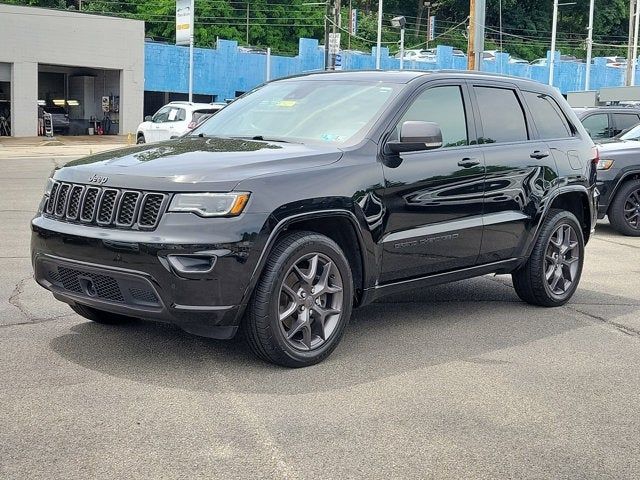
[379,81,485,282]
[469,82,557,264]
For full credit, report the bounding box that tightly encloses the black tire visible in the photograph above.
[136,134,145,144]
[243,231,354,368]
[608,179,640,237]
[512,209,585,307]
[70,303,135,325]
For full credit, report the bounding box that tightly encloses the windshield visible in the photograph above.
[618,123,640,141]
[190,79,402,146]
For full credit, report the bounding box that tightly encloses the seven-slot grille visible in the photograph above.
[44,181,167,230]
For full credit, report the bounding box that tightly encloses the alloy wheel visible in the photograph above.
[623,188,640,230]
[544,224,580,295]
[278,253,344,351]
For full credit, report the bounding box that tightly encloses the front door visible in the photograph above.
[379,83,485,283]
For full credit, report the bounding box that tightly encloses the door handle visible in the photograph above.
[530,150,550,159]
[457,158,480,168]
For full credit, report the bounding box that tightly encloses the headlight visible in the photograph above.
[597,159,614,170]
[168,192,250,217]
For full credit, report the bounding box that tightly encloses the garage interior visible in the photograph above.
[0,63,10,136]
[38,64,121,135]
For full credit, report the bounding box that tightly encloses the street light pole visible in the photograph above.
[392,16,406,70]
[375,0,383,69]
[585,0,594,90]
[549,0,559,86]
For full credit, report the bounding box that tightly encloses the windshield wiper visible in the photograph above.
[233,135,299,144]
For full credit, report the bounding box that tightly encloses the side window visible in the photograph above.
[581,114,609,139]
[152,106,171,123]
[166,107,185,122]
[396,85,468,148]
[175,108,186,121]
[612,113,640,135]
[523,91,572,139]
[473,86,528,144]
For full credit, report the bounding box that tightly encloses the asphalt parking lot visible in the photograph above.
[1,154,639,479]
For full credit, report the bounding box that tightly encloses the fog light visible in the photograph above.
[167,254,217,274]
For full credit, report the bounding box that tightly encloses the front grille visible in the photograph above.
[139,194,165,228]
[44,182,167,230]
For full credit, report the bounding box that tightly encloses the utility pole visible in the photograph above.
[467,0,485,70]
[585,0,594,90]
[549,0,559,86]
[324,0,331,70]
[246,3,250,45]
[627,0,635,86]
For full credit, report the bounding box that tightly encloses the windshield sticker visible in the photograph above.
[276,100,297,107]
[168,109,178,121]
[320,133,344,142]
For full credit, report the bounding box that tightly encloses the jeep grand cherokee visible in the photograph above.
[32,71,598,367]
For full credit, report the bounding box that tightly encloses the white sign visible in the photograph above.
[176,0,193,46]
[350,9,358,35]
[335,54,343,71]
[328,33,341,55]
[428,16,436,41]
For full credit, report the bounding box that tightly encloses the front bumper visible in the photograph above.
[31,213,268,339]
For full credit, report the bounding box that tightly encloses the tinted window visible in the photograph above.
[581,114,609,139]
[396,85,468,148]
[153,106,186,123]
[474,86,528,143]
[612,113,640,135]
[523,91,572,139]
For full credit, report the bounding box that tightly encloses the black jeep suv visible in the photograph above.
[32,71,598,367]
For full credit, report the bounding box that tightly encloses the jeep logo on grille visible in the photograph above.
[88,174,109,185]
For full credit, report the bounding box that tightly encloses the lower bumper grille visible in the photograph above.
[41,259,162,309]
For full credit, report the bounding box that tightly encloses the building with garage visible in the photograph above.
[0,4,144,137]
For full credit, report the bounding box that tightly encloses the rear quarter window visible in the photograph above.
[523,91,572,139]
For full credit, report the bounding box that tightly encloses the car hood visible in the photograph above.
[54,136,343,191]
[596,139,640,153]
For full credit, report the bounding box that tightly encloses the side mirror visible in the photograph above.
[144,115,152,122]
[387,121,443,154]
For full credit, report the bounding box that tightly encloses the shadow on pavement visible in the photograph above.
[49,278,639,396]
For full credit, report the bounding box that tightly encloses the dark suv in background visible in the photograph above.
[574,106,640,140]
[32,71,598,367]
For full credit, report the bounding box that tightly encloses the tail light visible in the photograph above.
[187,121,197,130]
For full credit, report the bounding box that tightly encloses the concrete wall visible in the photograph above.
[145,39,640,100]
[0,4,144,136]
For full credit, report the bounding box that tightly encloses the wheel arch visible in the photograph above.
[239,209,374,321]
[546,188,593,243]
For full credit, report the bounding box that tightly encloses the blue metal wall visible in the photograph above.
[144,38,635,99]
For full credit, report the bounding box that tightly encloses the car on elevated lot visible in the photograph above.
[32,70,598,367]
